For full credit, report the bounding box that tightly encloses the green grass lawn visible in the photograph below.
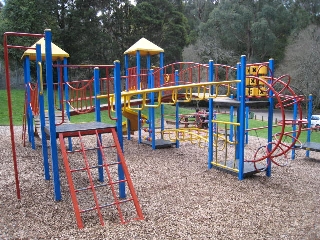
[1,89,319,143]
[0,89,26,126]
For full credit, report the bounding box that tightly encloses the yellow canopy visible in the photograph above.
[21,37,69,61]
[124,37,164,56]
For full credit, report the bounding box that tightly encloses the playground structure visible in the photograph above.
[4,29,319,228]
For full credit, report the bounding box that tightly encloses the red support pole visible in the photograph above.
[3,33,21,199]
[3,31,45,199]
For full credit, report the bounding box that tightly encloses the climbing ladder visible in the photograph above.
[58,122,143,228]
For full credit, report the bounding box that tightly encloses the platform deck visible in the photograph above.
[297,142,320,152]
[211,159,265,178]
[141,139,174,149]
[45,122,116,138]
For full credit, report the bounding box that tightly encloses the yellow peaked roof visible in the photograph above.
[22,37,69,61]
[124,37,164,56]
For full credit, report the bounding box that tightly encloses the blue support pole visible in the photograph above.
[235,62,241,165]
[94,68,101,122]
[238,55,246,180]
[24,56,35,149]
[291,99,297,159]
[36,44,50,181]
[45,29,62,200]
[94,67,104,182]
[306,94,313,157]
[160,52,165,135]
[146,55,155,148]
[149,70,156,149]
[266,59,275,177]
[175,70,180,149]
[114,60,126,198]
[63,57,69,119]
[147,69,151,143]
[208,60,214,169]
[36,45,50,179]
[136,51,142,144]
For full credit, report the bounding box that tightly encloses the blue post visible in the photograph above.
[149,70,156,149]
[64,57,69,119]
[36,44,50,181]
[94,67,104,182]
[306,94,313,157]
[24,56,35,149]
[136,51,142,144]
[45,29,62,200]
[235,62,241,161]
[266,59,275,177]
[160,52,165,134]
[175,70,180,148]
[237,55,246,180]
[114,60,126,198]
[94,68,101,122]
[208,60,214,169]
[291,99,297,159]
[146,55,155,148]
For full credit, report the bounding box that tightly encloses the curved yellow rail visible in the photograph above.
[161,127,237,148]
[97,80,240,111]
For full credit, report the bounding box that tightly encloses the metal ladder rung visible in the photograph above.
[75,178,129,193]
[58,127,144,228]
[74,186,93,192]
[99,198,134,209]
[67,145,116,153]
[80,206,99,213]
[70,161,120,173]
[80,196,134,213]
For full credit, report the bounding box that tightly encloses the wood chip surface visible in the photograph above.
[0,126,319,239]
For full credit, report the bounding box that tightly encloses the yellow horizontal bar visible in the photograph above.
[96,93,114,99]
[213,120,240,126]
[211,162,239,172]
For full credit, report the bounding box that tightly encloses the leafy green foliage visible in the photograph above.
[197,0,295,63]
[131,0,189,64]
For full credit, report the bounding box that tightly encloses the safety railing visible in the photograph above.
[99,80,240,111]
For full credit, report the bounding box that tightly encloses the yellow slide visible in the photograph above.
[122,108,148,134]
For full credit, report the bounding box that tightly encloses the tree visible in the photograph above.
[0,0,58,62]
[131,0,189,64]
[293,0,320,24]
[182,0,217,44]
[194,0,294,64]
[277,24,320,110]
[57,0,106,64]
